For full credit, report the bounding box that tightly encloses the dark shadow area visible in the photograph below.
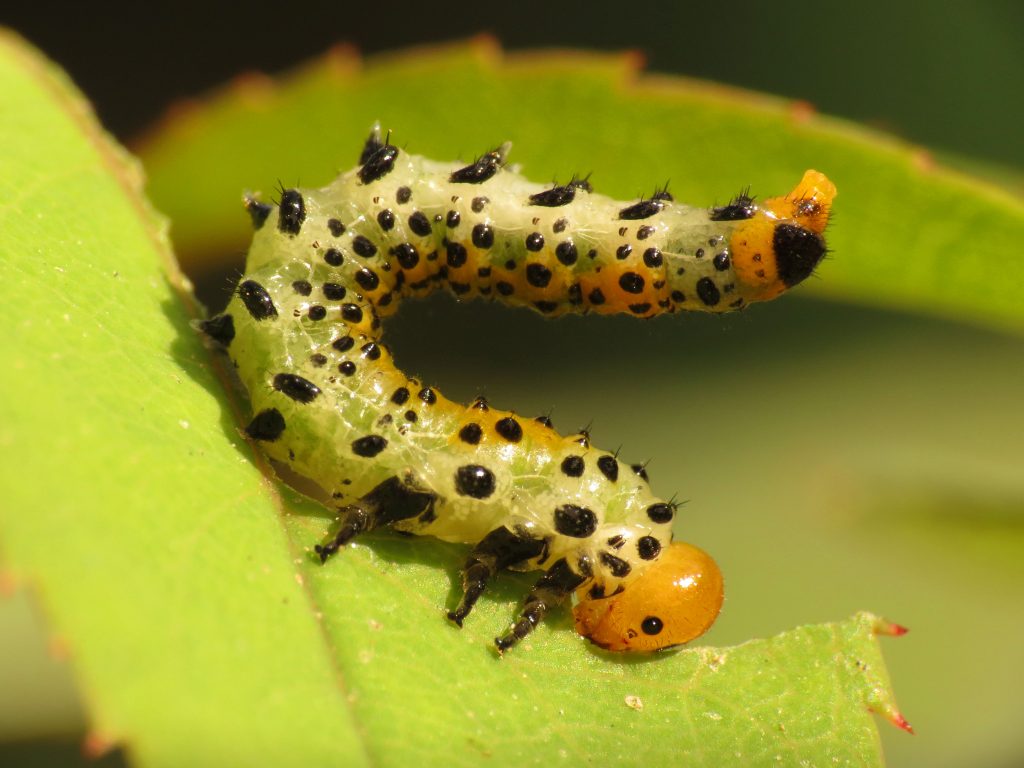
[5,1,1021,168]
[0,739,128,768]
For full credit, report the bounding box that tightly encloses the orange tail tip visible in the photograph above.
[789,169,837,208]
[764,169,837,235]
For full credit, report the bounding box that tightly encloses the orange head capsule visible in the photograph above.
[729,170,837,304]
[573,542,724,652]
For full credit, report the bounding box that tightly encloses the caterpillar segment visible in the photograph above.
[200,126,835,652]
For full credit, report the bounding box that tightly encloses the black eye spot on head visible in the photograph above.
[277,189,305,235]
[640,616,664,635]
[773,223,826,287]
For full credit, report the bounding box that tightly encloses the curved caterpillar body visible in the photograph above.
[201,127,835,653]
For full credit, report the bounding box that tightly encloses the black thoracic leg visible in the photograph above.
[495,559,587,653]
[447,526,547,627]
[315,477,436,562]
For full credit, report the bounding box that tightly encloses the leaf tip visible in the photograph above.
[891,712,915,735]
[872,615,909,637]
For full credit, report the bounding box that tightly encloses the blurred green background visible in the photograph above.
[2,1,1022,766]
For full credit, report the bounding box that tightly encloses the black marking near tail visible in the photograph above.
[773,224,826,286]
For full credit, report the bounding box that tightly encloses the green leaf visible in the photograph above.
[0,33,915,767]
[0,31,365,766]
[139,40,1024,333]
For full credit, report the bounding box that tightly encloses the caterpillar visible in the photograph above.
[200,126,836,653]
